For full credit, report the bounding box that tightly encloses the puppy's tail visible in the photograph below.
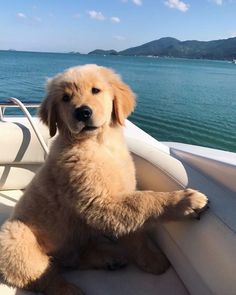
[0,220,50,288]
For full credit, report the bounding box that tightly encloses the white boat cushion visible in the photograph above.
[0,119,50,164]
[0,190,22,224]
[0,164,41,190]
[0,189,188,295]
[0,118,51,190]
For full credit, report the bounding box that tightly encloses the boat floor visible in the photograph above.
[0,190,189,295]
[0,266,189,295]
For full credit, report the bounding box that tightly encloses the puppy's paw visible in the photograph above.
[169,189,209,220]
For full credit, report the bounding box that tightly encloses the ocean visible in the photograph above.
[0,50,236,152]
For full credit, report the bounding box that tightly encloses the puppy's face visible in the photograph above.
[39,64,135,138]
[49,66,114,136]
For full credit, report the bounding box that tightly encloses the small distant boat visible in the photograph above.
[0,98,236,295]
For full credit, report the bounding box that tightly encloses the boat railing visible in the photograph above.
[0,98,48,154]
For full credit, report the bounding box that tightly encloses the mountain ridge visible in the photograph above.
[88,37,236,60]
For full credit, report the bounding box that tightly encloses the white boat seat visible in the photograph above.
[0,119,50,190]
[0,119,50,164]
[0,190,22,225]
[0,189,189,295]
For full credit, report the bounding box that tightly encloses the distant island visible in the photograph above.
[68,51,81,54]
[88,37,236,60]
[88,49,118,56]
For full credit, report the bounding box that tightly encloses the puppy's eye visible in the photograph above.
[62,94,71,102]
[91,87,101,95]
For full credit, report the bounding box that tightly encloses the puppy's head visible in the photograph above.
[39,64,135,138]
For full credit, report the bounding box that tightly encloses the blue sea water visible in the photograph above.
[0,50,236,152]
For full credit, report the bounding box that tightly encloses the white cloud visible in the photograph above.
[110,16,121,23]
[164,0,189,12]
[132,0,142,5]
[16,12,42,24]
[88,10,105,21]
[17,12,26,19]
[114,35,126,41]
[121,0,143,5]
[211,0,223,5]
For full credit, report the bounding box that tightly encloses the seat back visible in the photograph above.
[0,118,50,190]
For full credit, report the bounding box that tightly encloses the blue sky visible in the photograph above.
[0,0,236,53]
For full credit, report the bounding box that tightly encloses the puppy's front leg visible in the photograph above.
[78,188,208,236]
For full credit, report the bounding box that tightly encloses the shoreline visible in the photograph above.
[0,50,234,63]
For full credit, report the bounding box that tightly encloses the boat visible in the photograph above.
[232,59,236,64]
[0,98,235,295]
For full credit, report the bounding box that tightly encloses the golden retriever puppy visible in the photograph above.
[0,64,208,295]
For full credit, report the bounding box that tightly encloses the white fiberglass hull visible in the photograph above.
[0,116,235,295]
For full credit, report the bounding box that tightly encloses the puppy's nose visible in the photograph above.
[74,106,93,122]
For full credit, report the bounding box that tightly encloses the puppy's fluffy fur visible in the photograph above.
[0,65,208,295]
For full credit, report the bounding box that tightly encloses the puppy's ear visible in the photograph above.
[100,67,136,125]
[39,93,57,137]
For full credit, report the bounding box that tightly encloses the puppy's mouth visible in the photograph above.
[81,125,98,132]
[73,120,101,135]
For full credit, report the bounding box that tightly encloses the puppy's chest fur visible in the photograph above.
[59,134,136,197]
[46,133,136,254]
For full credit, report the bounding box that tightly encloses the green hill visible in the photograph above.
[88,49,118,55]
[119,37,180,56]
[165,38,236,59]
[89,37,236,60]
